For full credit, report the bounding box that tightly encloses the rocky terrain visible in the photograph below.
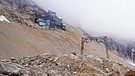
[0,53,134,76]
[0,0,135,76]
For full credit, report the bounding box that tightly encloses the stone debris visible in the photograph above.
[0,53,133,76]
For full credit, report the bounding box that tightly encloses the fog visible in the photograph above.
[32,0,135,40]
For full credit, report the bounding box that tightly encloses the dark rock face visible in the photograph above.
[0,53,131,76]
[100,37,135,62]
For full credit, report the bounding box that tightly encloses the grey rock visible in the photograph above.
[0,61,22,75]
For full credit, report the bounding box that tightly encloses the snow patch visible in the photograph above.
[128,61,135,66]
[0,15,10,23]
[58,17,62,19]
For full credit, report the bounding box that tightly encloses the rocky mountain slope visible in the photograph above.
[0,0,135,75]
[1,21,135,70]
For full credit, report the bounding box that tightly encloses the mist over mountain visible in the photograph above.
[32,0,135,41]
[30,0,135,64]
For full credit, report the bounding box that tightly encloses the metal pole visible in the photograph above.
[106,46,109,59]
[80,36,109,58]
[103,36,109,59]
[81,38,84,55]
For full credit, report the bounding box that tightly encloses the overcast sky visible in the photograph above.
[32,0,135,40]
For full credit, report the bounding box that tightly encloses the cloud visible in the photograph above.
[32,0,135,40]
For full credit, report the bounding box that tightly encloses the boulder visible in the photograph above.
[0,61,21,75]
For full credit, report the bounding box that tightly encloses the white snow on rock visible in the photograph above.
[58,17,62,19]
[128,61,135,66]
[0,15,10,23]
